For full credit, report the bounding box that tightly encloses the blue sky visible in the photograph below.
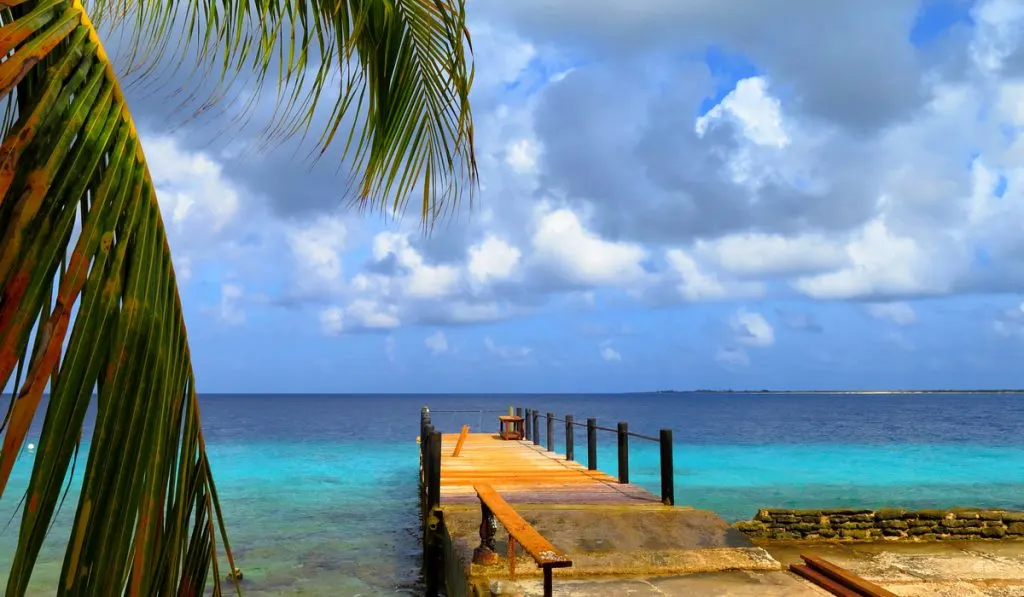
[83,0,1024,393]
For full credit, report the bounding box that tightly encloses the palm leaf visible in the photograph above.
[0,2,240,594]
[0,0,477,595]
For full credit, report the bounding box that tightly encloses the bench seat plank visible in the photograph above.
[474,483,572,568]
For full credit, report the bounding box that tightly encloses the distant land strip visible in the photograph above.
[645,389,1024,395]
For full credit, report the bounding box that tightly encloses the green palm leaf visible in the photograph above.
[0,0,476,594]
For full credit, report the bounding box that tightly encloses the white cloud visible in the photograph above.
[346,299,400,329]
[791,218,945,300]
[730,309,774,348]
[664,249,764,301]
[506,138,541,174]
[215,284,245,325]
[372,232,461,300]
[696,233,847,277]
[867,302,917,326]
[147,135,240,234]
[993,302,1024,337]
[319,307,344,335]
[468,235,522,285]
[696,77,789,148]
[600,346,621,362]
[715,347,750,368]
[287,215,348,290]
[425,330,449,355]
[532,206,647,287]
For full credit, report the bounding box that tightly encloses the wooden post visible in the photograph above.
[532,410,540,446]
[660,428,674,506]
[543,567,553,597]
[617,421,629,484]
[565,415,574,461]
[546,412,554,451]
[524,410,532,441]
[587,418,597,471]
[452,424,469,457]
[516,406,523,420]
[424,429,442,595]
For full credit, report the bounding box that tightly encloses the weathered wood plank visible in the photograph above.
[475,483,573,569]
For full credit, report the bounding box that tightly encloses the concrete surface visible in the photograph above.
[761,540,1024,597]
[509,570,831,596]
[442,504,781,580]
[472,539,1024,596]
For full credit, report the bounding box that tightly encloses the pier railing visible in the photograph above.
[419,408,442,595]
[516,407,675,507]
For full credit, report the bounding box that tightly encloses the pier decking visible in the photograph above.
[418,407,782,597]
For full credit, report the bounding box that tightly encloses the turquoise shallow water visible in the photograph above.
[2,393,1024,594]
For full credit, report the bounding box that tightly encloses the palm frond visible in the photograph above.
[90,0,479,228]
[0,1,238,594]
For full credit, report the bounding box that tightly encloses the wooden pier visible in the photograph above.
[419,407,782,597]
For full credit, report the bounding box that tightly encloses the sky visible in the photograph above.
[91,0,1024,393]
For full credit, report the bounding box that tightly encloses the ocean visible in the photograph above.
[3,392,1024,595]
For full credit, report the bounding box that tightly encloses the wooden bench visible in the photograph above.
[472,483,572,597]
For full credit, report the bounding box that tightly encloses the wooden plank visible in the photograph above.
[790,563,863,597]
[452,425,470,457]
[474,483,573,569]
[801,555,900,597]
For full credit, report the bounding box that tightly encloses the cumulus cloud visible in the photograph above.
[425,331,449,355]
[129,0,1024,350]
[730,309,775,348]
[600,345,621,362]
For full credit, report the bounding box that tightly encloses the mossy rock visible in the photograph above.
[881,528,905,537]
[909,526,937,536]
[790,509,823,517]
[819,529,838,538]
[881,520,908,530]
[875,508,906,520]
[1008,522,1024,535]
[1002,512,1024,522]
[962,526,984,535]
[840,529,872,540]
[791,522,818,532]
[953,509,981,520]
[755,509,773,522]
[944,519,968,528]
[734,521,767,533]
[980,510,1004,521]
[915,509,949,520]
[773,515,798,524]
[982,526,1007,538]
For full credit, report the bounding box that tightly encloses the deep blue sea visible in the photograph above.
[3,392,1024,595]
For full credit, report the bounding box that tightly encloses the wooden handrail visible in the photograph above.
[472,483,572,597]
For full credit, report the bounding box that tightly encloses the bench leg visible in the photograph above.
[508,536,516,580]
[472,502,500,565]
[543,567,553,597]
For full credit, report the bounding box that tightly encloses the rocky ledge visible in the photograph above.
[734,508,1024,541]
